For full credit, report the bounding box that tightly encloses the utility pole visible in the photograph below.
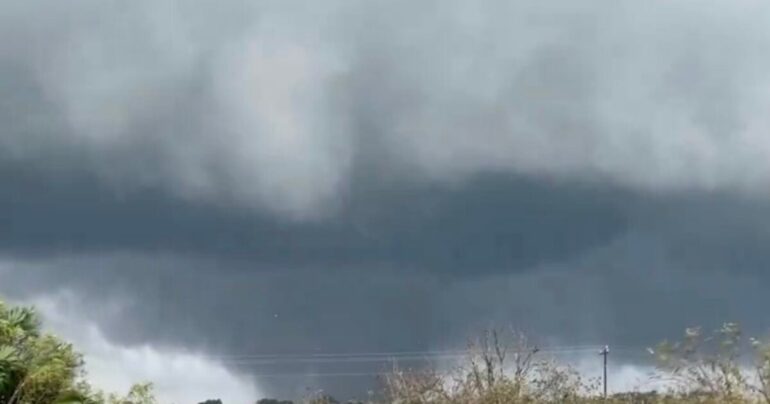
[600,345,610,398]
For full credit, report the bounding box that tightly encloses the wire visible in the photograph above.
[222,345,657,379]
[212,346,609,366]
[211,345,604,361]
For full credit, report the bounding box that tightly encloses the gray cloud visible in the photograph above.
[5,198,770,399]
[0,167,628,276]
[4,0,770,400]
[3,0,770,218]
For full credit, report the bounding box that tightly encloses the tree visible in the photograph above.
[0,298,156,404]
[306,395,339,404]
[0,301,84,404]
[651,323,749,400]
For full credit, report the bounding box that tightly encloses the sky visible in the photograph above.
[3,0,770,401]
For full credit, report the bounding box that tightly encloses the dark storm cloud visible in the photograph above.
[4,0,770,400]
[0,162,629,275]
[6,194,770,399]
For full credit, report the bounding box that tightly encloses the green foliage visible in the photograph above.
[0,298,155,404]
[0,301,83,404]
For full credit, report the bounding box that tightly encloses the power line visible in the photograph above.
[210,345,605,363]
[224,344,656,384]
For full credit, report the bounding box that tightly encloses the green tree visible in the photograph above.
[0,299,155,404]
[0,301,84,404]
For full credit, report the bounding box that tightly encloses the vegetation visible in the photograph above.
[371,324,770,404]
[5,297,770,403]
[0,299,155,404]
[286,325,770,404]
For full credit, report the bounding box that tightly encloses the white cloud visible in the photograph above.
[208,29,352,218]
[27,292,262,404]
